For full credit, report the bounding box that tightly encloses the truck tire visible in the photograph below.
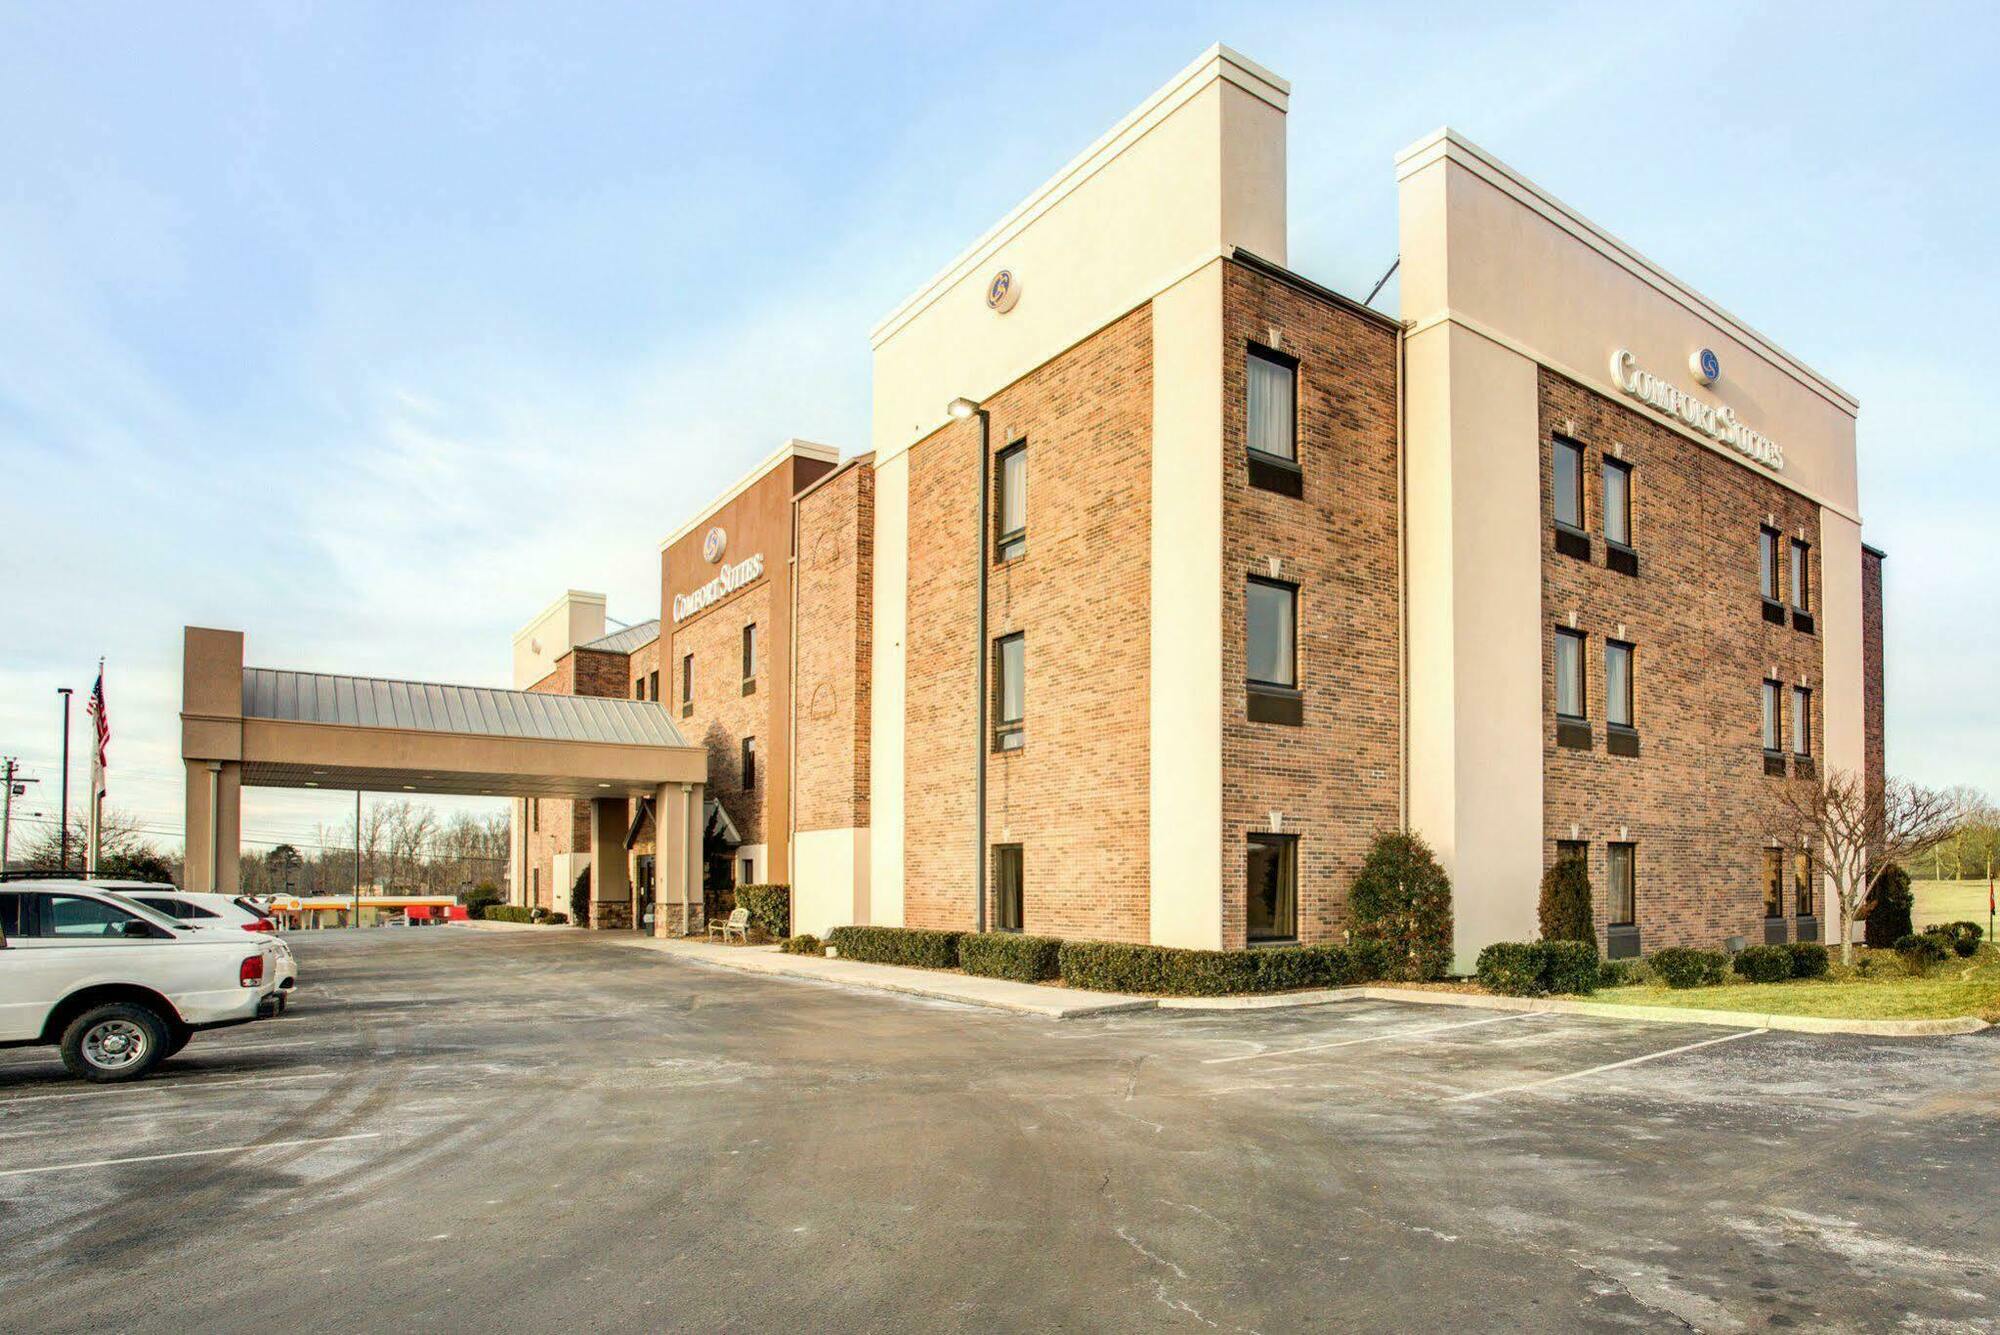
[59,1002,171,1083]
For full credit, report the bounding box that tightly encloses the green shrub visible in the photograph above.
[1733,944,1794,984]
[543,912,569,925]
[959,932,1062,982]
[780,933,822,956]
[1596,958,1642,989]
[1862,864,1913,948]
[482,904,536,924]
[826,925,963,969]
[465,881,504,920]
[1937,921,1983,958]
[1475,940,1599,996]
[1538,854,1594,945]
[1476,942,1546,996]
[1894,932,1950,974]
[1348,831,1455,981]
[1650,947,1729,989]
[1346,937,1394,983]
[736,884,791,939]
[1052,940,1355,997]
[1783,942,1830,979]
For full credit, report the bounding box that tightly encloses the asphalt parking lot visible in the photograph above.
[2,929,1997,1333]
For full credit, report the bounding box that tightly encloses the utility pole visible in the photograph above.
[56,687,73,873]
[353,789,363,928]
[1,758,40,874]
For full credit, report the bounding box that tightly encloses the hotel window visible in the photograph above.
[1556,839,1588,872]
[1246,832,1298,943]
[1762,679,1784,772]
[1246,577,1301,724]
[1552,437,1588,559]
[1605,640,1634,730]
[1795,851,1815,918]
[739,856,754,886]
[649,669,659,702]
[634,677,645,701]
[1763,848,1785,919]
[531,798,539,833]
[1555,628,1586,720]
[532,868,540,900]
[1608,842,1636,927]
[1246,345,1301,496]
[1602,458,1632,547]
[681,652,694,718]
[995,441,1027,561]
[1758,526,1785,623]
[742,623,759,695]
[1789,540,1810,610]
[741,736,757,790]
[1791,686,1812,757]
[993,844,1024,932]
[994,632,1025,751]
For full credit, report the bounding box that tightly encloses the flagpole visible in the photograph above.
[85,658,105,878]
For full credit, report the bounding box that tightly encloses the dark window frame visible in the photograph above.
[1245,831,1299,944]
[1608,842,1636,927]
[1605,638,1636,732]
[1552,435,1587,535]
[634,677,645,701]
[1795,850,1816,918]
[741,735,757,791]
[993,844,1024,933]
[1789,538,1811,612]
[1763,847,1786,920]
[1245,342,1300,472]
[1245,576,1299,690]
[1759,526,1783,605]
[682,652,695,718]
[995,440,1027,562]
[1555,627,1588,722]
[1601,456,1634,551]
[1762,678,1784,757]
[1791,685,1812,758]
[649,669,659,703]
[993,631,1025,752]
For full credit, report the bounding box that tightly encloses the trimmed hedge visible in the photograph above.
[1538,855,1594,945]
[780,933,822,956]
[1651,947,1729,989]
[1596,958,1642,989]
[1895,932,1950,973]
[1055,940,1361,997]
[1784,942,1830,979]
[483,905,536,924]
[736,884,791,939]
[1474,940,1599,997]
[826,925,962,969]
[544,912,569,925]
[1733,944,1793,984]
[1348,831,1455,981]
[959,932,1062,982]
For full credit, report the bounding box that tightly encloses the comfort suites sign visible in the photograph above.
[1610,348,1784,472]
[673,526,765,623]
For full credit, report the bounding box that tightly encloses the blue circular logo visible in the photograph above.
[986,269,1020,312]
[1694,348,1720,385]
[702,527,727,563]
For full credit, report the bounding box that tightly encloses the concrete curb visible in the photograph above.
[605,936,1157,1019]
[1340,986,1991,1037]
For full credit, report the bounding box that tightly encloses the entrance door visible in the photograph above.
[635,855,656,934]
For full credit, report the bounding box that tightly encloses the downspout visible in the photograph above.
[788,486,800,902]
[973,408,992,934]
[207,761,221,892]
[1396,321,1409,828]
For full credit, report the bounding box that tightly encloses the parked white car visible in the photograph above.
[103,886,299,1009]
[0,882,282,1082]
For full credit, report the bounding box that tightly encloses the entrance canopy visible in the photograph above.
[181,627,708,929]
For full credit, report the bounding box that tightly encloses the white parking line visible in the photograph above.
[1445,1028,1768,1103]
[0,1132,383,1179]
[1203,1012,1537,1065]
[0,1071,341,1108]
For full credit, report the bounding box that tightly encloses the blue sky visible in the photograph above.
[1,2,1994,859]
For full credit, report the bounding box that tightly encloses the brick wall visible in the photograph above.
[1862,546,1886,804]
[902,304,1155,939]
[673,582,773,850]
[1539,367,1826,951]
[794,459,875,833]
[630,636,661,703]
[1218,262,1403,947]
[521,645,638,913]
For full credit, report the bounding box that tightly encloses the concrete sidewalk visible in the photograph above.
[604,935,1156,1019]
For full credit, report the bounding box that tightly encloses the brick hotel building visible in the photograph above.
[509,46,1886,964]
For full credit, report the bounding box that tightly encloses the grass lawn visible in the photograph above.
[1597,944,2000,1021]
[1912,878,1996,931]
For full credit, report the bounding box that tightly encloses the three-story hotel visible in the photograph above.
[507,45,1885,965]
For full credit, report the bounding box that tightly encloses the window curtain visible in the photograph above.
[1247,355,1295,461]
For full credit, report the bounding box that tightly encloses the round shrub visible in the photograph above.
[1894,932,1950,974]
[1650,947,1729,989]
[1538,854,1594,945]
[1862,864,1913,948]
[1732,944,1794,984]
[1783,942,1830,979]
[780,933,822,956]
[1541,940,1600,995]
[1595,958,1641,989]
[1940,921,1983,958]
[1476,942,1545,996]
[1348,831,1455,981]
[736,884,791,939]
[1345,937,1395,983]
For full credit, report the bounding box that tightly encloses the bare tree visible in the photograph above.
[1766,769,1966,964]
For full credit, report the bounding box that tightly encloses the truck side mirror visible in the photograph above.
[121,919,155,939]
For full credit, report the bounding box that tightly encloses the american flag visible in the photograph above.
[86,666,109,798]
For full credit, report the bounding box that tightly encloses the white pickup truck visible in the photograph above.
[0,882,282,1082]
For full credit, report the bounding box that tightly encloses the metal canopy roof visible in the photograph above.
[579,619,660,655]
[241,667,688,748]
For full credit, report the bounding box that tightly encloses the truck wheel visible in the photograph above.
[59,1003,171,1083]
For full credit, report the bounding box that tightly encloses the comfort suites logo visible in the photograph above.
[702,526,727,563]
[1610,348,1783,472]
[674,552,764,624]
